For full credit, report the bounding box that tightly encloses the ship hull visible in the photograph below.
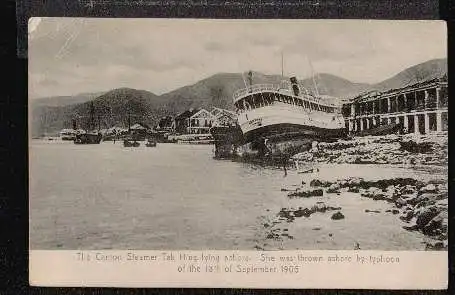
[242,123,346,143]
[237,104,346,143]
[74,133,102,144]
[210,125,245,159]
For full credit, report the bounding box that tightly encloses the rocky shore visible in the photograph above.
[261,175,448,251]
[247,134,448,251]
[292,133,447,166]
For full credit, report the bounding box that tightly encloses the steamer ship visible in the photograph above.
[233,72,346,143]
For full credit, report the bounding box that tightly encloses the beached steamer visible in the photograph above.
[233,78,346,143]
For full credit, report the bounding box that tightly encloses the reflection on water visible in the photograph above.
[29,140,443,250]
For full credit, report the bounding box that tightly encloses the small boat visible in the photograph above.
[123,139,140,147]
[74,132,103,144]
[60,129,76,141]
[145,139,157,147]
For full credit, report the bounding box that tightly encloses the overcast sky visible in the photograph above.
[29,18,446,99]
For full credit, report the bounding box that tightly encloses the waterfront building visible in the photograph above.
[173,108,215,134]
[173,109,200,134]
[342,76,448,135]
[187,109,215,134]
[210,107,237,127]
[156,116,174,132]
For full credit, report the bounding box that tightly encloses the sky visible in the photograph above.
[28,18,447,99]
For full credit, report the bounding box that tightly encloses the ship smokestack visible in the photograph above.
[290,77,299,96]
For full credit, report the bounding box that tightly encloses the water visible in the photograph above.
[29,140,445,250]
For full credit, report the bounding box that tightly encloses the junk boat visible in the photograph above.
[233,72,346,143]
[73,102,103,144]
[59,129,76,141]
[123,139,140,147]
[74,132,102,144]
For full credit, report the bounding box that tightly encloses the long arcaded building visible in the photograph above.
[341,76,448,135]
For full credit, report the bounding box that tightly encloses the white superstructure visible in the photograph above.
[233,78,346,142]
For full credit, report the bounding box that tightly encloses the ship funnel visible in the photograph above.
[290,77,300,96]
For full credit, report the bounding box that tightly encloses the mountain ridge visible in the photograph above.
[31,58,447,136]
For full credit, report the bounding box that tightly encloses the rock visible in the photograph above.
[277,208,294,222]
[365,209,381,213]
[433,192,448,201]
[419,184,438,194]
[348,186,360,193]
[401,192,417,200]
[395,197,407,208]
[348,177,363,187]
[425,240,448,251]
[293,208,313,218]
[392,209,400,214]
[361,187,382,199]
[415,206,440,229]
[310,179,331,187]
[403,224,420,231]
[281,188,295,192]
[399,210,414,222]
[288,188,323,198]
[331,212,345,220]
[435,199,448,207]
[326,183,341,194]
[384,185,397,201]
[423,211,448,236]
[407,193,432,206]
[312,202,327,213]
[402,185,417,195]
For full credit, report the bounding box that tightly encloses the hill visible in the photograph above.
[30,58,447,137]
[160,72,370,112]
[369,58,447,92]
[31,91,106,107]
[31,88,164,136]
[160,72,286,112]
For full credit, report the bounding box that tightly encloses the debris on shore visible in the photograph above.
[292,134,447,166]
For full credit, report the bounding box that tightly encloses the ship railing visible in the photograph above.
[233,84,280,102]
[233,84,340,108]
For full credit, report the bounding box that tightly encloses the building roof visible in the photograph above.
[190,108,215,120]
[174,108,200,120]
[349,76,447,104]
[211,107,236,119]
[130,123,150,130]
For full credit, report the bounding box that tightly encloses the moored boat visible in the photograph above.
[59,129,76,141]
[145,139,157,147]
[74,132,102,144]
[123,139,140,147]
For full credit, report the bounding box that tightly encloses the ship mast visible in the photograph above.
[281,51,284,78]
[241,72,249,89]
[128,112,131,133]
[307,56,320,97]
[89,101,95,131]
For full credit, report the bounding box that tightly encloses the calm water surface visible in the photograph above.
[29,140,445,250]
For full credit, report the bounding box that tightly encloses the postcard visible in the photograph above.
[29,18,448,289]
